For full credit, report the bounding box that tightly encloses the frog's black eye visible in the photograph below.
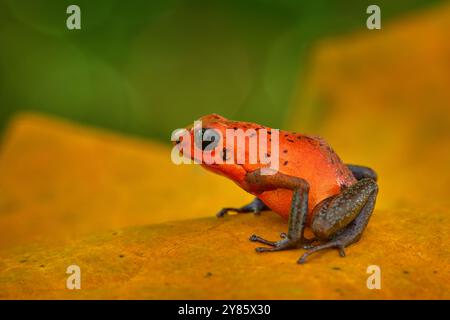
[195,128,220,152]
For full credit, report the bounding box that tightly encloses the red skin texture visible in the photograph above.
[178,114,356,222]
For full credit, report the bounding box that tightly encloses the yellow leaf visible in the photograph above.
[0,209,448,299]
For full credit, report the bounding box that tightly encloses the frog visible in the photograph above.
[173,114,378,263]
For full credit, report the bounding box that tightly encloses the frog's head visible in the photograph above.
[173,114,269,185]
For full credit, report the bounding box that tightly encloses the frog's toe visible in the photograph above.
[297,241,346,264]
[216,208,229,218]
[252,237,298,252]
[216,198,269,218]
[249,231,292,247]
[249,234,276,246]
[255,247,274,252]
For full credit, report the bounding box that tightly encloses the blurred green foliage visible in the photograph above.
[0,0,442,142]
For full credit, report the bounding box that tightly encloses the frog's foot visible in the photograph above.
[250,234,299,252]
[297,178,378,264]
[216,197,269,218]
[250,233,317,252]
[250,233,293,247]
[297,240,346,264]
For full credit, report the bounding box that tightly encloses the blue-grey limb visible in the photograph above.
[216,197,270,217]
[245,167,378,263]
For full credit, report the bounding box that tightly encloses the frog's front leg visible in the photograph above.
[298,178,378,264]
[246,169,313,251]
[216,197,270,218]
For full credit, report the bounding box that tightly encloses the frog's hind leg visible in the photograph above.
[347,164,378,181]
[298,178,378,264]
[216,197,270,218]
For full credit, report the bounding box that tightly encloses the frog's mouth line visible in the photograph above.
[175,138,276,163]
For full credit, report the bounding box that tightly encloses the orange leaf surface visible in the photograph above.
[0,209,449,299]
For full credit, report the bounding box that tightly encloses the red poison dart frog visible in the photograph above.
[174,114,378,263]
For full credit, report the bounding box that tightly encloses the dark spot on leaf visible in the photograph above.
[403,270,409,274]
[332,267,341,271]
[283,161,288,166]
[119,254,125,258]
[287,139,294,143]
